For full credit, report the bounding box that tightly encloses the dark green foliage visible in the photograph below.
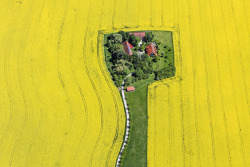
[154,63,176,80]
[113,74,120,87]
[125,76,136,86]
[134,68,144,80]
[129,34,140,47]
[108,33,123,43]
[112,49,127,62]
[113,74,124,87]
[153,55,160,62]
[118,31,130,41]
[113,59,133,75]
[131,54,141,68]
[141,54,148,61]
[105,40,114,48]
[133,45,139,51]
[109,43,123,53]
[148,61,153,68]
[142,66,153,74]
[123,68,131,76]
[140,42,146,51]
[144,31,154,42]
[143,73,149,79]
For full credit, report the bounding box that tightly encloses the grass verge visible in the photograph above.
[120,75,155,167]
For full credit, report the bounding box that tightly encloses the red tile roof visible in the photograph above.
[121,41,133,55]
[127,87,135,92]
[129,32,145,39]
[146,43,157,56]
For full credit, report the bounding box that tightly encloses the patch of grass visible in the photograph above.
[121,75,155,167]
[152,56,168,71]
[152,31,174,66]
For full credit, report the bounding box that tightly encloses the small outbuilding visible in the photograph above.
[126,87,135,92]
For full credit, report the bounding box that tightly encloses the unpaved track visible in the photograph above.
[116,73,133,166]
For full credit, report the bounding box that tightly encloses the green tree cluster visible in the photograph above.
[108,33,123,43]
[154,63,176,80]
[118,31,130,41]
[109,43,123,53]
[144,32,154,43]
[140,42,146,52]
[105,31,175,87]
[124,76,136,86]
[129,34,141,47]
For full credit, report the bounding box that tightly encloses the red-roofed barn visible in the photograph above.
[146,43,157,56]
[121,41,133,55]
[126,87,135,92]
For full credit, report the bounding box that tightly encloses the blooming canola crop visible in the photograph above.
[0,0,125,166]
[148,0,250,166]
[0,0,249,166]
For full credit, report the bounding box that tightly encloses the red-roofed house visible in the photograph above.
[121,41,133,55]
[146,43,157,56]
[129,32,145,40]
[126,87,135,92]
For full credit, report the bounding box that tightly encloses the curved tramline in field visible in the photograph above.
[0,0,125,166]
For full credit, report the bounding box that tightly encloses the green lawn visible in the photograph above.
[152,31,175,66]
[120,74,155,167]
[152,56,169,71]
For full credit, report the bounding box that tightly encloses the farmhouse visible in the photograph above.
[126,87,135,92]
[129,32,145,40]
[146,43,157,56]
[121,41,133,55]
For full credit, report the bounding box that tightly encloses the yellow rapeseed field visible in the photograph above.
[0,0,249,166]
[148,0,250,166]
[0,0,126,166]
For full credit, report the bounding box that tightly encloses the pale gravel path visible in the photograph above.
[116,73,133,167]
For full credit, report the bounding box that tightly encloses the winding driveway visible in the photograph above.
[116,72,133,167]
